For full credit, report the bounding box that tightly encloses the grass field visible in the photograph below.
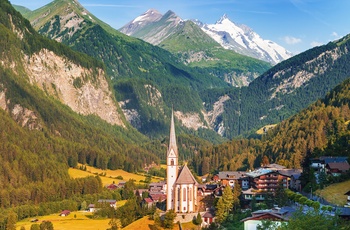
[69,165,162,186]
[256,124,277,135]
[123,216,181,230]
[315,180,350,206]
[16,211,110,230]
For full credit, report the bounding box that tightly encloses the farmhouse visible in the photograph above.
[60,210,70,216]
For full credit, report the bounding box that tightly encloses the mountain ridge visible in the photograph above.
[193,14,293,65]
[120,9,272,87]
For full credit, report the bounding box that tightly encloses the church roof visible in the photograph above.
[175,164,198,185]
[167,109,178,157]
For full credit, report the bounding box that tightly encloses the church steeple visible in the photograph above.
[166,108,179,211]
[168,109,178,157]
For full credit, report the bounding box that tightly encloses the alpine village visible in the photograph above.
[0,0,350,229]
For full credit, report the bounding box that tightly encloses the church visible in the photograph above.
[166,110,198,213]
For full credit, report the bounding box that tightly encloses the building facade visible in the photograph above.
[166,110,198,213]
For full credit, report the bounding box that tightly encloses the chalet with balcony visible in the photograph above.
[246,168,288,193]
[216,171,250,190]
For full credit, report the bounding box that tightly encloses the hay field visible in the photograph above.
[16,211,109,230]
[315,180,350,206]
[69,165,162,186]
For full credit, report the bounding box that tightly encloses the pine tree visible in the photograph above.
[6,211,17,230]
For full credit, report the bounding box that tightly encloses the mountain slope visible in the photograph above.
[18,0,232,139]
[0,0,164,215]
[194,14,293,65]
[191,77,350,175]
[201,34,350,138]
[120,9,271,87]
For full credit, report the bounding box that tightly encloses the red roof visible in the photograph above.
[60,210,70,215]
[144,198,153,203]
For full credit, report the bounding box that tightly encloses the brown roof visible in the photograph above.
[327,162,350,171]
[241,212,288,222]
[175,164,198,185]
[203,211,215,218]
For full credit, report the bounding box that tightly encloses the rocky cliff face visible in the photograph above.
[0,84,43,130]
[23,49,125,127]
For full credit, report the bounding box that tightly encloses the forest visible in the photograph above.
[190,78,350,175]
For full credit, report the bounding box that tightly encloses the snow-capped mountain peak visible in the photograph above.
[194,16,293,65]
[216,13,229,24]
[119,9,162,35]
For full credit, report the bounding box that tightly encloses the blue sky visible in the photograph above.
[9,0,350,54]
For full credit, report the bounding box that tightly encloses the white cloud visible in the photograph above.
[83,4,140,8]
[284,36,302,45]
[310,41,323,47]
[331,32,339,38]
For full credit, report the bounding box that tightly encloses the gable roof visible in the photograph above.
[218,171,247,180]
[241,212,288,222]
[326,162,350,171]
[264,163,286,169]
[175,164,198,185]
[319,156,348,164]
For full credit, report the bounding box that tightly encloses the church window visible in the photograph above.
[171,159,174,165]
[183,188,187,201]
[189,188,192,201]
[177,188,180,201]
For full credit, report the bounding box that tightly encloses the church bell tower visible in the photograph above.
[166,110,178,210]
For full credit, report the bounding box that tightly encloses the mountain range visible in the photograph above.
[193,14,293,65]
[13,0,350,141]
[120,10,292,65]
[119,9,272,87]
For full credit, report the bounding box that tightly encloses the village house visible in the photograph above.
[142,197,155,209]
[217,171,250,190]
[202,210,216,227]
[345,190,350,207]
[98,199,117,208]
[87,204,96,212]
[240,206,295,230]
[310,156,348,172]
[59,210,70,216]
[289,173,302,192]
[149,181,166,194]
[325,161,350,176]
[246,168,288,192]
[242,188,266,202]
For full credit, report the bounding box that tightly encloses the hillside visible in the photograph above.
[191,77,350,174]
[17,0,234,140]
[205,35,350,138]
[0,0,163,212]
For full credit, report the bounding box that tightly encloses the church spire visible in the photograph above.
[168,108,178,156]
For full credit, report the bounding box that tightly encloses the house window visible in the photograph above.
[171,159,174,165]
[183,188,187,201]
